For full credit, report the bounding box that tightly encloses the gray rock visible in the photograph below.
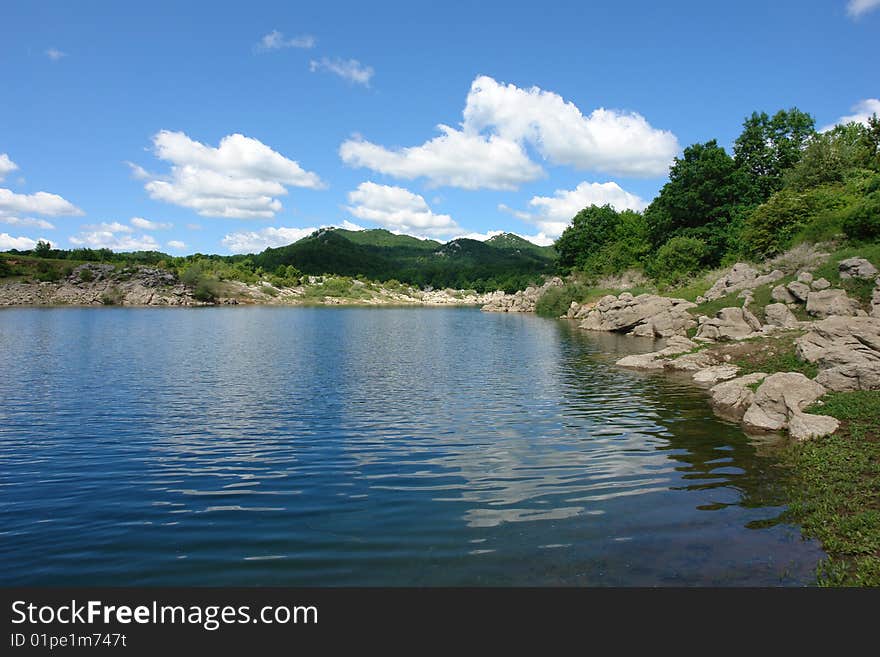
[811,277,831,291]
[693,365,740,384]
[709,373,767,422]
[482,277,564,313]
[702,263,784,301]
[579,293,696,337]
[797,271,814,284]
[786,281,811,302]
[742,372,826,433]
[764,303,799,328]
[695,307,761,341]
[771,284,797,304]
[796,316,880,391]
[838,257,879,280]
[805,289,860,318]
[788,412,840,441]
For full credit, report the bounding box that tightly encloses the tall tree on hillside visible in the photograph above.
[734,108,815,201]
[644,140,751,263]
[554,204,621,270]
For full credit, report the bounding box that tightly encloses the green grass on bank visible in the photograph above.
[782,391,880,586]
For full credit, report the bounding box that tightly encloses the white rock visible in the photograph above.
[693,365,740,384]
[742,372,826,432]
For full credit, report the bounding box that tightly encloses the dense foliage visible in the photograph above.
[554,109,880,283]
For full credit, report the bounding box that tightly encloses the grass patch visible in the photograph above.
[781,391,880,586]
[301,276,371,301]
[728,334,818,378]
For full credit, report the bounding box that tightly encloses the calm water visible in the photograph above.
[0,307,823,586]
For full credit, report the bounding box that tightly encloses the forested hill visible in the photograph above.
[251,228,555,292]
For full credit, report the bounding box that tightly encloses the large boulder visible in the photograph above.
[839,257,879,280]
[709,373,767,422]
[579,293,696,337]
[702,263,783,301]
[786,281,811,302]
[796,316,880,391]
[805,288,861,318]
[741,372,837,439]
[763,303,799,328]
[771,284,797,304]
[695,307,762,341]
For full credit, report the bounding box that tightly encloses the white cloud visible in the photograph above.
[69,231,159,251]
[125,161,152,180]
[82,221,133,233]
[0,188,83,217]
[340,75,679,189]
[167,240,186,250]
[346,182,461,238]
[309,57,374,86]
[45,48,66,61]
[256,30,316,51]
[136,130,324,219]
[186,223,203,230]
[130,216,172,230]
[221,226,319,254]
[0,233,50,250]
[502,180,647,241]
[847,0,880,18]
[340,127,543,190]
[821,98,880,131]
[0,216,55,230]
[0,154,18,181]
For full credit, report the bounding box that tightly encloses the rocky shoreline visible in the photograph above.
[0,262,502,308]
[482,255,880,442]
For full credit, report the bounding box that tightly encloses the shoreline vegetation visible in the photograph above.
[3,107,880,585]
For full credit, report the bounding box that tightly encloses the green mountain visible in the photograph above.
[252,228,555,292]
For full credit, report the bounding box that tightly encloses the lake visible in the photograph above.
[0,307,823,585]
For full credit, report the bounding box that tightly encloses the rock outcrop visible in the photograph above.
[481,277,563,313]
[839,257,879,280]
[694,307,762,341]
[771,284,796,304]
[786,281,811,302]
[701,263,783,302]
[741,372,838,440]
[796,316,880,391]
[811,277,831,291]
[578,293,697,337]
[0,264,196,306]
[805,288,861,318]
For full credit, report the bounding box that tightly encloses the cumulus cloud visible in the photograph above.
[81,221,133,233]
[256,30,316,51]
[0,154,18,181]
[340,127,543,190]
[847,0,880,18]
[0,233,50,250]
[135,130,324,219]
[0,188,84,217]
[167,240,186,250]
[309,57,374,86]
[821,98,880,131]
[346,182,461,238]
[340,75,679,189]
[221,220,364,254]
[69,230,159,251]
[45,48,67,61]
[501,180,647,241]
[130,216,172,230]
[0,216,55,230]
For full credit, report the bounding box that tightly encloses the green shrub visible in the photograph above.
[79,268,94,282]
[650,237,707,284]
[841,192,880,241]
[535,283,592,318]
[0,258,11,278]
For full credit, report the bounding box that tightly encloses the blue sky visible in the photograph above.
[1,0,878,254]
